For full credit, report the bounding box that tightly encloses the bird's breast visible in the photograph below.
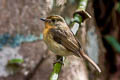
[43,29,72,56]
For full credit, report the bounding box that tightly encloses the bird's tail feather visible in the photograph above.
[80,49,101,73]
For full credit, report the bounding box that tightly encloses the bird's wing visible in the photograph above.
[49,27,101,72]
[49,27,81,57]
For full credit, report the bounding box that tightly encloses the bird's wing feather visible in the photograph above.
[49,27,101,72]
[49,27,81,57]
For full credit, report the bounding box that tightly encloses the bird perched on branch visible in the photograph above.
[41,15,101,73]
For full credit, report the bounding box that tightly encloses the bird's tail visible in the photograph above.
[80,49,101,73]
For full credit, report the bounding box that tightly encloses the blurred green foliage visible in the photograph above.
[7,58,23,74]
[8,59,24,64]
[105,35,120,53]
[116,2,120,13]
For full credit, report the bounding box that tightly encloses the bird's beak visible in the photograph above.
[40,18,46,22]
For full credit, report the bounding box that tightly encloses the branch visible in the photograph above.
[49,0,91,80]
[50,56,65,80]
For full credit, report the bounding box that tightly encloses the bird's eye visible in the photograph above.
[52,19,55,23]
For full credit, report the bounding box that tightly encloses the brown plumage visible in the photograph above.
[41,15,101,73]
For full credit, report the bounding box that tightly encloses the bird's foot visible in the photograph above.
[53,55,64,65]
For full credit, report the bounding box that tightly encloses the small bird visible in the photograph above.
[41,15,101,73]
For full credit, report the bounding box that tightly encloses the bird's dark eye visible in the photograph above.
[52,19,55,23]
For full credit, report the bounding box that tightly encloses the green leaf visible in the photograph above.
[105,35,120,53]
[8,59,24,64]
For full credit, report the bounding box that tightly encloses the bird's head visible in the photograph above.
[40,15,66,28]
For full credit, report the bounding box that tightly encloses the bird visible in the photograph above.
[40,15,101,73]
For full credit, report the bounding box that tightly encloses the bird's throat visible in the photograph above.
[43,24,53,39]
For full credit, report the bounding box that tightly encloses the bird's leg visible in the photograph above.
[53,55,65,65]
